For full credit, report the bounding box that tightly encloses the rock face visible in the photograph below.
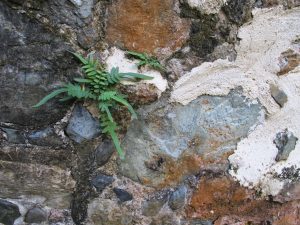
[1,0,300,225]
[119,88,263,187]
[0,1,78,128]
[106,0,191,58]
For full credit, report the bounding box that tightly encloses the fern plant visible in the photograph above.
[33,52,153,159]
[126,51,165,71]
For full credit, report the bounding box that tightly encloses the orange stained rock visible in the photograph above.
[186,176,274,220]
[106,0,191,58]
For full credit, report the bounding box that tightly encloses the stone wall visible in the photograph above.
[0,0,300,224]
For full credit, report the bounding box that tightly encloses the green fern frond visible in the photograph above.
[99,91,117,101]
[126,51,147,60]
[111,94,137,119]
[120,72,153,80]
[35,51,153,159]
[33,88,68,107]
[65,83,95,99]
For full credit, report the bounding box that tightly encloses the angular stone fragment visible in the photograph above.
[168,185,187,210]
[277,49,300,75]
[113,188,133,202]
[28,127,64,146]
[0,128,26,144]
[91,174,114,192]
[66,105,101,143]
[0,199,21,225]
[270,84,288,107]
[24,207,48,223]
[274,129,298,161]
[95,139,115,167]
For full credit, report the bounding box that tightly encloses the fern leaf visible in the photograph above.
[33,88,67,108]
[109,128,125,159]
[74,78,91,83]
[99,91,117,101]
[101,118,125,159]
[59,96,74,102]
[111,94,137,119]
[71,52,88,65]
[65,83,96,99]
[126,51,147,60]
[119,72,153,80]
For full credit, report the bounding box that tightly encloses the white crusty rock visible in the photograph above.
[106,47,168,97]
[185,0,227,14]
[171,6,300,197]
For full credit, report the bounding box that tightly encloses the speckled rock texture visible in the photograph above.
[1,0,300,225]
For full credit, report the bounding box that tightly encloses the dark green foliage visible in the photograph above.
[126,51,165,71]
[34,52,153,159]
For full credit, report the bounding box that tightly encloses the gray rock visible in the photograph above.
[66,105,101,143]
[77,27,99,50]
[270,84,288,107]
[95,139,115,167]
[113,188,133,202]
[168,185,187,210]
[0,1,78,128]
[0,128,26,144]
[190,220,213,225]
[274,129,298,161]
[223,0,255,25]
[78,0,94,18]
[28,127,63,146]
[91,174,114,192]
[119,88,263,186]
[0,161,75,208]
[24,207,48,223]
[142,191,169,216]
[0,199,21,225]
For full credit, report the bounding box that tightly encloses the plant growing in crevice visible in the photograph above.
[33,52,153,159]
[126,51,166,71]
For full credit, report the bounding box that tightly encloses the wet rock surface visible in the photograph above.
[0,199,21,225]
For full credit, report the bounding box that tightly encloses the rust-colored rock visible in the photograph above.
[278,49,300,75]
[106,0,191,58]
[186,176,274,221]
[214,201,300,225]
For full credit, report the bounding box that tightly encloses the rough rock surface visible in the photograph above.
[0,1,78,128]
[1,0,300,225]
[119,89,263,187]
[106,0,190,58]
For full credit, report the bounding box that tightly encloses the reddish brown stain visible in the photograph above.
[106,0,191,57]
[186,176,275,221]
